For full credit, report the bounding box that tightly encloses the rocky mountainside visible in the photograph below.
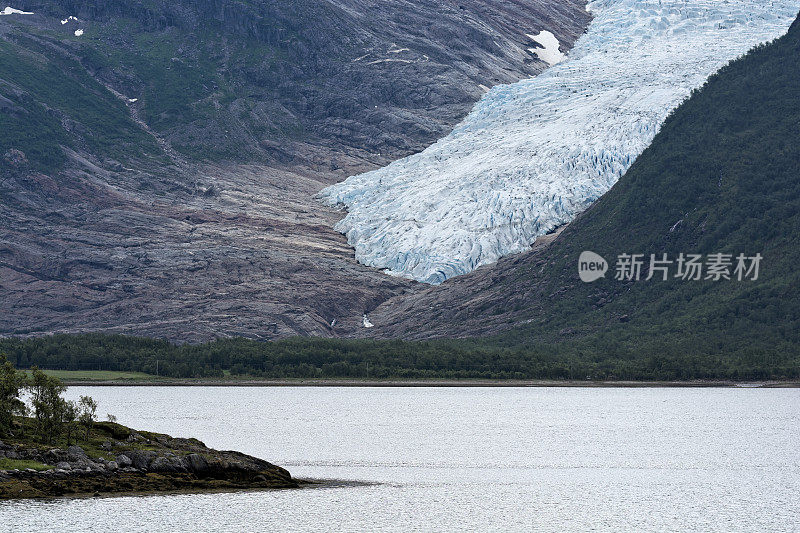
[357,13,800,363]
[9,0,590,164]
[0,0,591,341]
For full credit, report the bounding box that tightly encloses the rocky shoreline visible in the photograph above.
[0,423,299,499]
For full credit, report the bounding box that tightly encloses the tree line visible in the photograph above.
[0,334,797,382]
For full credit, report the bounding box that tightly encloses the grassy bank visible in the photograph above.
[23,370,162,382]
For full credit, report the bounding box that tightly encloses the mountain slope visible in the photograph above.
[0,0,591,341]
[2,0,591,166]
[361,13,800,369]
[320,0,799,285]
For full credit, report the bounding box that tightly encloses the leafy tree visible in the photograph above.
[28,367,67,444]
[13,402,30,438]
[62,401,78,446]
[0,355,25,436]
[78,396,98,442]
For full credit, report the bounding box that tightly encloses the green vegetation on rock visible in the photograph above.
[0,357,100,446]
[0,36,162,171]
[0,357,297,500]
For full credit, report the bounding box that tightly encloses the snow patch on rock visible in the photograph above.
[527,30,565,65]
[319,0,799,284]
[1,6,33,15]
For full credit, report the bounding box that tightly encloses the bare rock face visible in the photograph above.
[0,0,591,341]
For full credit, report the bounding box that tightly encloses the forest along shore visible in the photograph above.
[56,379,800,388]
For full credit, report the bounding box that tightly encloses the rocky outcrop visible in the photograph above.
[0,424,297,499]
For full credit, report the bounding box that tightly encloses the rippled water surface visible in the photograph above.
[2,387,799,532]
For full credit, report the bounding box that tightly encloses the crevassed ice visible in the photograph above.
[319,0,800,284]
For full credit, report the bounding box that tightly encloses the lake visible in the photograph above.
[2,387,798,532]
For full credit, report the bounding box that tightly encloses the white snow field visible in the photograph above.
[320,0,800,284]
[0,6,33,15]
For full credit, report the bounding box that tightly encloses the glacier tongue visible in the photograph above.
[319,0,799,285]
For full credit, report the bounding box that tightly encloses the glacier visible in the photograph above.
[319,0,800,285]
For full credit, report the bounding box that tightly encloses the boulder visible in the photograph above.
[55,462,72,471]
[88,462,106,472]
[43,449,69,464]
[116,454,133,468]
[67,446,88,461]
[185,453,208,473]
[150,456,178,472]
[124,450,157,470]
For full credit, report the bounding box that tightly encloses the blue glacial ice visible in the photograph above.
[319,0,800,284]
